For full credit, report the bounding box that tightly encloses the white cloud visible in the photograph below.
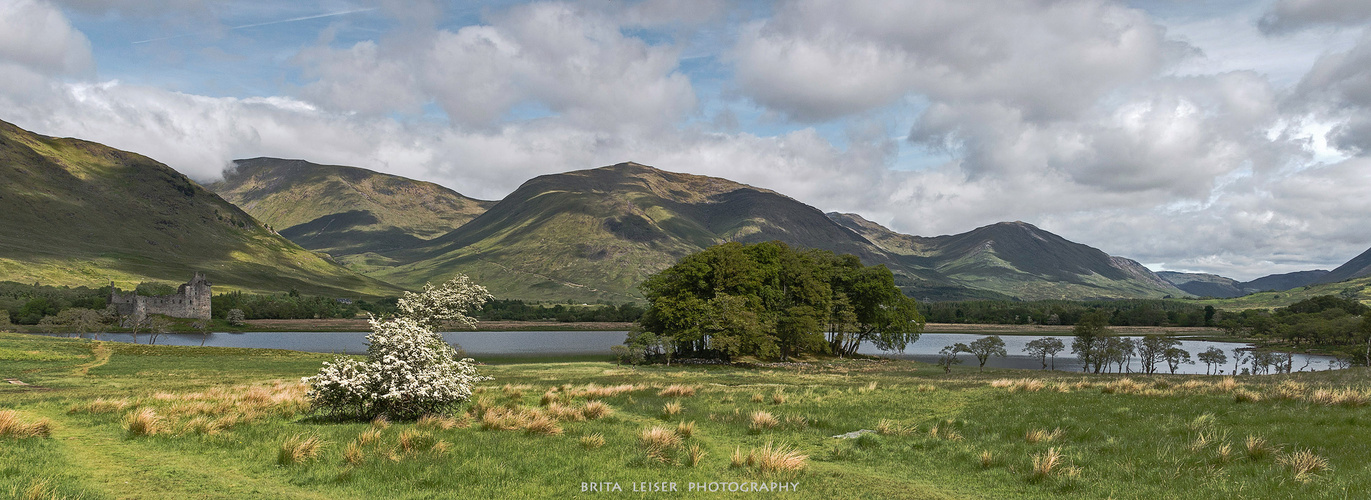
[1260,0,1371,34]
[295,2,697,132]
[0,0,92,83]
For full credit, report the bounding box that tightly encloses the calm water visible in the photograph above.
[64,331,1341,374]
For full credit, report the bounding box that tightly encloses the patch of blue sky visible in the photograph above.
[66,4,386,98]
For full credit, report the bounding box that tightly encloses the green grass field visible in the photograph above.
[2,332,1369,499]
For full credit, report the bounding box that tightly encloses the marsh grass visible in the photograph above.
[0,410,51,439]
[123,408,160,437]
[580,433,605,449]
[277,434,325,465]
[744,441,807,475]
[1277,449,1330,482]
[1025,428,1063,444]
[658,385,696,398]
[749,410,779,432]
[1245,435,1275,460]
[662,401,683,418]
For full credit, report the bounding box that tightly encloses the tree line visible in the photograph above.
[622,241,924,363]
[920,299,1218,327]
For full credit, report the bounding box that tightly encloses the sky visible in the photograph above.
[1,0,1370,281]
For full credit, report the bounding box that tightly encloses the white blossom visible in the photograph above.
[302,274,493,419]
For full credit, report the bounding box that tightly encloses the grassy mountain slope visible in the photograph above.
[1318,246,1371,285]
[1245,270,1330,291]
[207,158,494,272]
[829,213,1187,301]
[0,120,400,297]
[373,162,886,301]
[1198,274,1371,310]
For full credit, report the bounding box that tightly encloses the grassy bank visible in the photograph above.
[2,332,1368,499]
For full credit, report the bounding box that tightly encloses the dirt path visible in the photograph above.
[72,342,112,377]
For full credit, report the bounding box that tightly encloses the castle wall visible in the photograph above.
[110,273,212,323]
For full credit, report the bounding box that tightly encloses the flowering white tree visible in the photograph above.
[303,275,493,419]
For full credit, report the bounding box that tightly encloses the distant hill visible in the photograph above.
[370,162,890,301]
[1246,270,1330,292]
[0,120,401,297]
[1158,269,1332,298]
[1157,272,1248,298]
[829,213,1186,301]
[207,158,494,271]
[1317,246,1371,285]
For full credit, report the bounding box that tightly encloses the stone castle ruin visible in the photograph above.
[110,273,212,323]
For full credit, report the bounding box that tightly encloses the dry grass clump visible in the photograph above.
[582,401,613,420]
[639,426,681,462]
[69,397,133,415]
[751,393,766,403]
[277,434,325,465]
[658,385,697,398]
[431,440,452,455]
[784,415,809,429]
[1245,435,1275,460]
[1233,389,1263,403]
[1215,377,1239,392]
[1214,443,1235,464]
[749,411,779,432]
[743,441,808,475]
[398,429,436,452]
[0,410,52,439]
[502,383,533,400]
[539,390,560,406]
[185,415,237,435]
[342,442,365,465]
[416,414,466,430]
[571,383,639,400]
[545,402,586,422]
[356,427,383,446]
[876,419,913,436]
[915,384,939,392]
[580,433,606,449]
[1101,378,1146,395]
[991,378,1048,392]
[1308,388,1370,407]
[979,450,995,468]
[772,391,788,405]
[124,408,161,437]
[1025,428,1064,444]
[1278,449,1330,481]
[1030,447,1064,479]
[687,444,707,467]
[662,401,683,417]
[676,420,697,438]
[858,381,878,394]
[1272,380,1308,400]
[730,447,748,468]
[523,413,563,435]
[1189,430,1229,452]
[479,407,526,431]
[370,416,391,429]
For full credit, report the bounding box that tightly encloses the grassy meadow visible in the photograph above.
[2,331,1369,499]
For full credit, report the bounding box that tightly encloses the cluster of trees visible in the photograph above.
[626,241,924,362]
[921,299,1217,327]
[1218,295,1371,355]
[473,299,645,322]
[210,290,364,320]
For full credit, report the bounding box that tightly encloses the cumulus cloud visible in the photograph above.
[732,0,1183,122]
[0,0,92,82]
[295,2,696,132]
[1259,0,1371,34]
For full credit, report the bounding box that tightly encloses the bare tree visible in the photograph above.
[192,320,210,346]
[147,316,172,345]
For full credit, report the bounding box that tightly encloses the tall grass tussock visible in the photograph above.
[0,410,51,439]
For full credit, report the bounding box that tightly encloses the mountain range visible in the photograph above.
[209,159,1191,302]
[4,118,1368,303]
